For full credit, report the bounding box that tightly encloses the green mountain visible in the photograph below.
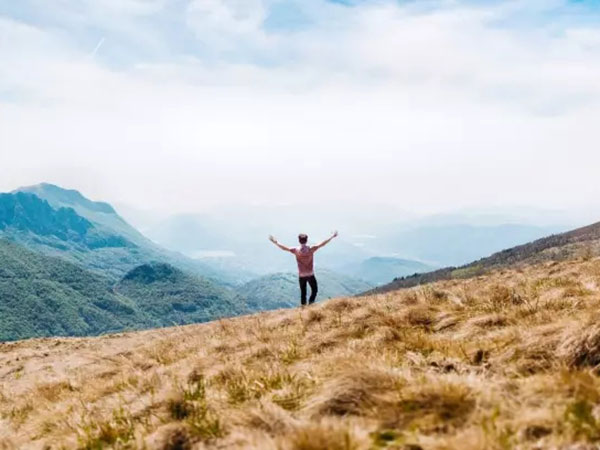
[0,192,141,278]
[342,257,434,286]
[116,262,248,325]
[16,183,160,248]
[6,184,244,284]
[0,239,152,341]
[0,240,249,342]
[238,269,372,310]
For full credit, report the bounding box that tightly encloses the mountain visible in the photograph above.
[5,184,244,284]
[0,191,92,241]
[370,220,600,294]
[0,240,249,342]
[3,250,600,448]
[0,191,141,278]
[115,262,248,325]
[342,257,435,286]
[0,239,151,341]
[238,269,372,310]
[16,183,158,248]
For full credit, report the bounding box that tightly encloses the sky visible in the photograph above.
[1,0,600,217]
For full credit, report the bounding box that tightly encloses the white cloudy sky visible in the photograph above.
[1,0,600,215]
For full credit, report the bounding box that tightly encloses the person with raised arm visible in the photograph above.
[269,231,338,307]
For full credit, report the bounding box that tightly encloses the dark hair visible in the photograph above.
[298,233,308,244]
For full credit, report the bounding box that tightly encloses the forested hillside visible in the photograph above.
[116,262,248,326]
[0,239,150,341]
[0,241,248,341]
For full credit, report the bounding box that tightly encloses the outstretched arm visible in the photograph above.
[269,235,293,252]
[312,230,338,251]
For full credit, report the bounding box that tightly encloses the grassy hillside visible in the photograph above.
[370,220,600,294]
[3,255,600,448]
[238,269,372,310]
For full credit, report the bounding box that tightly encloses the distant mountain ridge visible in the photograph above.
[0,192,132,252]
[369,220,600,294]
[342,256,434,286]
[0,192,93,241]
[3,184,245,284]
[16,183,156,248]
[375,223,566,267]
[16,183,116,214]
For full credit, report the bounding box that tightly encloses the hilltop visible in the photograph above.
[3,253,600,448]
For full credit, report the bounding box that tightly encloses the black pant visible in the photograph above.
[299,275,318,305]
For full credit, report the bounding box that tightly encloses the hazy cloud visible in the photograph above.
[1,0,600,215]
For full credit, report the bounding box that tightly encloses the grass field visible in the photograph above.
[3,256,600,449]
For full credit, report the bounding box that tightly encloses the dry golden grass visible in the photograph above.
[5,257,600,448]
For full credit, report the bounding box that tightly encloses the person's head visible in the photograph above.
[298,233,308,245]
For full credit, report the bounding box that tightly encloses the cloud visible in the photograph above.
[1,1,600,214]
[187,0,267,37]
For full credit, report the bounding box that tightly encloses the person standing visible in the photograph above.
[269,231,338,306]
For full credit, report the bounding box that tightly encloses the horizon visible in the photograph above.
[3,180,599,231]
[2,0,600,217]
[2,180,583,272]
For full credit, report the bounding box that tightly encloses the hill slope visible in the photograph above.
[0,239,152,341]
[116,262,248,325]
[2,256,600,448]
[370,220,600,294]
[238,269,372,310]
[0,241,249,342]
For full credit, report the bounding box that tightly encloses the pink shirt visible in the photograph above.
[291,244,316,277]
